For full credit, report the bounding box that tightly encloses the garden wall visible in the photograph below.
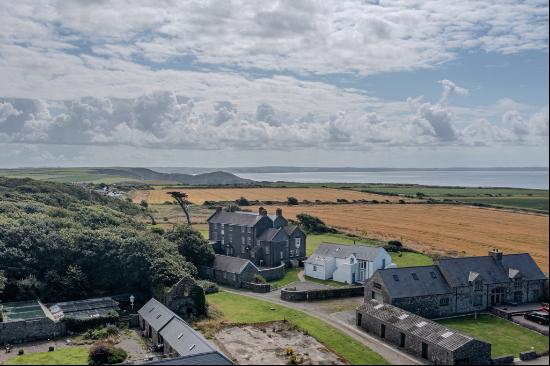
[242,282,271,293]
[0,318,66,344]
[258,263,285,281]
[281,286,363,302]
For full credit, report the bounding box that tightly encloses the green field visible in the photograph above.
[390,251,433,267]
[0,168,131,184]
[354,184,549,212]
[202,291,387,365]
[438,314,549,357]
[2,347,89,365]
[452,196,549,212]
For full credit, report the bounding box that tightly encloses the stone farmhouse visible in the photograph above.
[138,298,233,365]
[304,243,393,284]
[207,207,306,268]
[357,299,492,365]
[365,249,548,318]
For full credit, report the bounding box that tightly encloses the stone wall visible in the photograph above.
[0,318,66,345]
[241,282,271,293]
[392,295,456,319]
[258,263,285,281]
[280,286,363,302]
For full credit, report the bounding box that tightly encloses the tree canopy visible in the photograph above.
[0,177,202,302]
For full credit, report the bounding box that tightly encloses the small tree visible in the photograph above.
[236,196,250,206]
[165,225,215,267]
[287,197,299,205]
[167,191,191,225]
[296,213,336,234]
[89,342,127,365]
[139,200,148,208]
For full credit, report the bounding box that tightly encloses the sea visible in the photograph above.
[235,169,549,189]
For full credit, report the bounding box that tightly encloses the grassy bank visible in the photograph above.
[2,347,89,365]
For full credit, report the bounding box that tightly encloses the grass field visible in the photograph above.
[451,197,549,212]
[359,185,548,197]
[2,347,89,365]
[199,291,387,365]
[357,185,549,212]
[252,204,549,271]
[438,314,549,357]
[134,187,409,205]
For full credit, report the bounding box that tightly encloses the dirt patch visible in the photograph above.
[253,204,549,272]
[215,322,347,365]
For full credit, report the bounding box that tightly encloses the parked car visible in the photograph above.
[524,311,549,325]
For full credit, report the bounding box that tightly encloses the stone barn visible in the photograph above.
[356,300,492,365]
[159,276,207,318]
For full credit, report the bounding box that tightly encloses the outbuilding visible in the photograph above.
[356,299,491,365]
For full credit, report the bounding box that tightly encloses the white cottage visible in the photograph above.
[304,243,394,284]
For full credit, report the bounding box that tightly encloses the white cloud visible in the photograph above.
[0,81,546,151]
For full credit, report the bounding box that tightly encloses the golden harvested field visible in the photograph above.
[253,204,549,271]
[133,187,407,205]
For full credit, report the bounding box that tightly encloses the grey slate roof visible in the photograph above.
[377,266,452,298]
[208,211,270,226]
[358,300,487,352]
[212,254,257,274]
[147,352,234,365]
[501,254,546,280]
[316,243,384,261]
[138,298,176,332]
[159,317,217,358]
[257,227,288,242]
[304,254,333,266]
[283,225,300,236]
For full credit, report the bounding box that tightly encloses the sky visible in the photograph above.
[0,0,548,168]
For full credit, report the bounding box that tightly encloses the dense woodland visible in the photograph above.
[0,177,213,303]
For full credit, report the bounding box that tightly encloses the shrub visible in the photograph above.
[253,274,267,284]
[48,346,54,352]
[295,213,336,234]
[235,196,250,206]
[83,324,119,340]
[139,200,148,208]
[150,226,165,235]
[18,349,24,355]
[197,280,219,294]
[287,197,299,205]
[388,240,402,248]
[88,342,127,365]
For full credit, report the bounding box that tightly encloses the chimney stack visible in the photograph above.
[258,206,265,215]
[261,208,268,216]
[489,248,503,264]
[276,208,282,216]
[215,206,222,214]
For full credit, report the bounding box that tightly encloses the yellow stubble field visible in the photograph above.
[254,204,549,271]
[133,187,409,205]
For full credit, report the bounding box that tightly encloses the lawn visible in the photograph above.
[438,314,549,357]
[268,268,301,289]
[201,291,388,365]
[390,251,433,267]
[2,347,89,365]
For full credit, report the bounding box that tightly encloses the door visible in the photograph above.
[400,333,405,348]
[357,313,362,327]
[380,324,386,339]
[421,343,428,359]
[352,273,356,283]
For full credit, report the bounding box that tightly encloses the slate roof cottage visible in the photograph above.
[305,243,393,284]
[365,250,547,318]
[207,207,306,267]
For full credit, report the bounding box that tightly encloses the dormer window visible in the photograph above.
[474,281,482,291]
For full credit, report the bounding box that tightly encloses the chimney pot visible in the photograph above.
[276,208,282,216]
[261,208,268,216]
[489,248,503,263]
[258,206,264,215]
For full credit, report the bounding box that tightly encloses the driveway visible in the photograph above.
[220,286,424,365]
